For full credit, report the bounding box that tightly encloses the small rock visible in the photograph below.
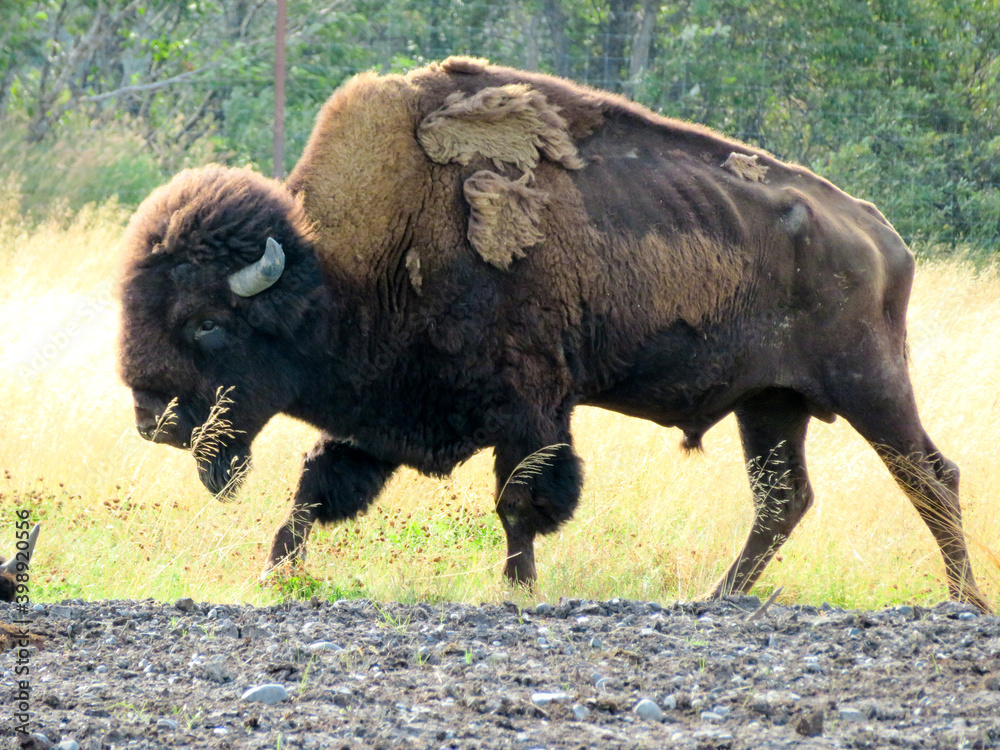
[712,705,731,717]
[983,675,1000,691]
[200,657,233,683]
[241,684,290,705]
[531,691,569,706]
[307,640,344,653]
[588,637,602,649]
[95,665,107,674]
[693,730,734,744]
[958,612,977,621]
[838,707,866,723]
[796,710,824,737]
[32,603,45,613]
[534,603,554,616]
[700,711,724,722]
[213,618,240,638]
[156,719,180,731]
[22,734,53,750]
[56,742,80,750]
[174,597,195,612]
[634,698,665,722]
[486,651,509,666]
[572,703,591,720]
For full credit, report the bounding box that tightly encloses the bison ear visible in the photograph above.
[418,84,584,173]
[228,237,286,297]
[464,170,549,270]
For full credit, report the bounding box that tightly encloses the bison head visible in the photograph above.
[118,166,329,497]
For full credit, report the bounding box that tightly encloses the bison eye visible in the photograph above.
[193,319,226,350]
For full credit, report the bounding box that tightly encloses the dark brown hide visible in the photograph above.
[117,57,990,612]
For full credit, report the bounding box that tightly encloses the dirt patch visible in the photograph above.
[3,597,1000,749]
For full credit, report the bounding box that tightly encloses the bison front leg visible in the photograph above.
[493,436,583,587]
[262,435,397,580]
[711,389,814,598]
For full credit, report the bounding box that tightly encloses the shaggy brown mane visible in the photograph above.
[120,166,313,274]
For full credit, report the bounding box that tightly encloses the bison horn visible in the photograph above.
[0,523,40,575]
[228,237,286,297]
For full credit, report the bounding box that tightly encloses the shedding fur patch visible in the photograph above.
[633,232,746,325]
[722,152,769,182]
[464,170,549,269]
[405,249,423,293]
[418,84,584,172]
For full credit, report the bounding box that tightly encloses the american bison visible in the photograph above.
[118,57,989,611]
[1,523,39,603]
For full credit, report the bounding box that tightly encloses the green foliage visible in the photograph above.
[0,0,996,251]
[269,570,369,603]
[0,112,213,219]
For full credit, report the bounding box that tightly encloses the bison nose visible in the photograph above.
[135,406,160,441]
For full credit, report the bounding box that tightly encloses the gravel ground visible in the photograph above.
[3,596,999,749]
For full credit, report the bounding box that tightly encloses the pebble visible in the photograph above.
[241,684,290,704]
[56,742,80,750]
[308,640,344,653]
[14,596,995,747]
[957,612,977,621]
[796,710,825,737]
[174,597,195,612]
[838,707,866,722]
[634,698,665,722]
[534,603,554,616]
[213,618,240,638]
[200,657,234,683]
[531,691,569,706]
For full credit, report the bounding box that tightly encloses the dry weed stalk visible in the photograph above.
[190,386,251,498]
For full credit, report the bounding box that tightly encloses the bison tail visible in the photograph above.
[681,430,705,454]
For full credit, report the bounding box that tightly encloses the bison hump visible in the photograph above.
[417,84,584,173]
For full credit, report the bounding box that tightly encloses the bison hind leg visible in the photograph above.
[710,389,814,599]
[830,375,991,613]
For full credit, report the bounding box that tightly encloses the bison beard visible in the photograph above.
[116,57,991,612]
[196,442,252,499]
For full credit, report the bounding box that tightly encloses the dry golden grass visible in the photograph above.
[1,200,997,609]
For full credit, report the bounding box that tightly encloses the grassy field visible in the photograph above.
[1,198,998,610]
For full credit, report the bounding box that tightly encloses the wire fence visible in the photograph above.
[317,9,999,253]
